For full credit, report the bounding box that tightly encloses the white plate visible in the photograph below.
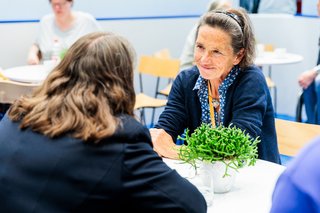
[2,65,52,83]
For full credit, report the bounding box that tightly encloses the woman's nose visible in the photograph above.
[200,51,211,63]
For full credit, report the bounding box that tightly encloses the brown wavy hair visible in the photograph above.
[8,32,136,143]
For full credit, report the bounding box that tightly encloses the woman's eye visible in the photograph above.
[195,44,204,50]
[212,50,222,55]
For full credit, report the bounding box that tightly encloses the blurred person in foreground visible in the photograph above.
[0,32,207,213]
[179,0,232,71]
[298,0,320,125]
[150,8,281,164]
[270,136,320,212]
[27,0,101,65]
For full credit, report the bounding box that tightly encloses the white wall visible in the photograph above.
[251,14,320,119]
[0,12,319,123]
[0,17,199,125]
[302,0,318,16]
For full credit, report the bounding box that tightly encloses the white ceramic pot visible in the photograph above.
[210,161,237,193]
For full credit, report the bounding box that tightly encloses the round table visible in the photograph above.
[1,64,52,84]
[255,52,304,78]
[163,158,285,213]
[0,64,53,103]
[254,52,303,114]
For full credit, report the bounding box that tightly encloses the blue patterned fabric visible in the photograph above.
[193,66,241,126]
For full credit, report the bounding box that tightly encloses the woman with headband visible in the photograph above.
[150,8,281,164]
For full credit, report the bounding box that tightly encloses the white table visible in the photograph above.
[254,52,303,114]
[163,158,285,213]
[255,52,303,78]
[0,65,52,103]
[1,64,52,84]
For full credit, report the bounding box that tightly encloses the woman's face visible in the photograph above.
[194,25,243,81]
[51,0,72,17]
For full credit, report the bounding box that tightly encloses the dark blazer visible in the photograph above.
[155,65,281,164]
[0,114,207,213]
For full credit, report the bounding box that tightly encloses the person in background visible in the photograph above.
[0,32,207,212]
[270,136,320,212]
[298,0,320,124]
[257,0,297,14]
[150,8,281,164]
[179,0,232,71]
[27,0,101,65]
[239,0,260,13]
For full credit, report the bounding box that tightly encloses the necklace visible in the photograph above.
[212,98,220,108]
[207,81,220,127]
[207,81,220,108]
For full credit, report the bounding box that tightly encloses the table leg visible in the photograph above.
[268,65,272,78]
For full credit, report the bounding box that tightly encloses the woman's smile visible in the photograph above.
[198,64,215,78]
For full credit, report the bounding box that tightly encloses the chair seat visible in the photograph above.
[275,118,320,156]
[158,83,172,96]
[135,54,180,125]
[134,93,167,109]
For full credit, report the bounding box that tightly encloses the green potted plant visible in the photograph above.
[178,123,260,193]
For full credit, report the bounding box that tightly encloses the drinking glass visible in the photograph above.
[187,163,214,206]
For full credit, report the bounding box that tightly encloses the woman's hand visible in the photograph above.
[298,69,317,89]
[27,54,40,65]
[27,44,40,65]
[149,128,180,159]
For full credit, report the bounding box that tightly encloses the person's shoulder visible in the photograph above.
[40,13,54,23]
[282,136,320,184]
[114,115,152,143]
[75,11,96,21]
[241,65,265,79]
[74,11,100,29]
[290,136,320,169]
[234,65,268,88]
[180,66,199,76]
[171,66,199,92]
[242,64,261,72]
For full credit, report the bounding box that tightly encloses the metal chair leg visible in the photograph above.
[274,86,277,116]
[295,91,304,122]
[151,108,156,127]
[139,108,146,126]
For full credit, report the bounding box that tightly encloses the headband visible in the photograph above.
[215,11,243,33]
